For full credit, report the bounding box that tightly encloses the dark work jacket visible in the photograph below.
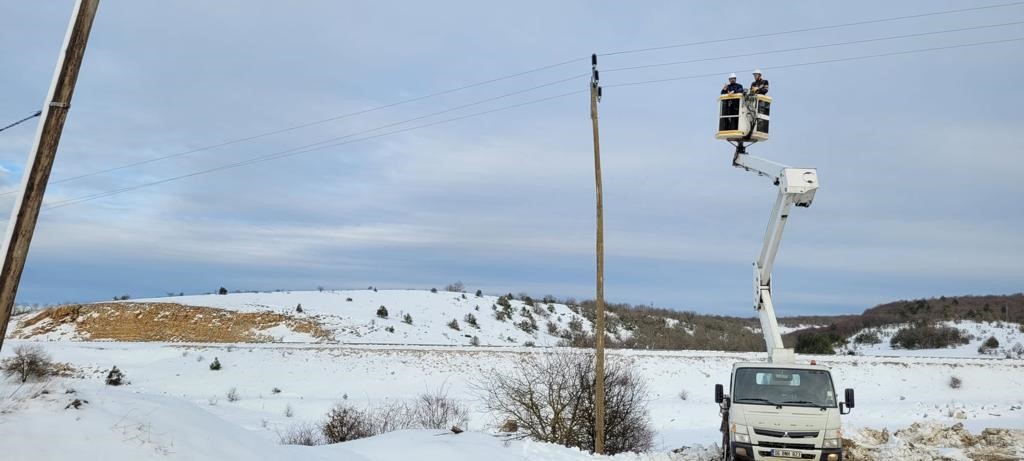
[721,82,744,94]
[750,78,769,94]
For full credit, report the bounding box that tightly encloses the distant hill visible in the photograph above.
[8,290,1021,358]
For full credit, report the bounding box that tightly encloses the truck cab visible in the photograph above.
[715,362,854,461]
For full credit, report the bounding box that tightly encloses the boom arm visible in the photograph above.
[734,153,818,364]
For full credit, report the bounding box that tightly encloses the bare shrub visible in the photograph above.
[279,422,324,446]
[678,389,689,400]
[2,344,54,383]
[322,403,373,443]
[950,376,963,389]
[284,404,294,418]
[226,387,240,402]
[478,351,653,455]
[410,387,468,430]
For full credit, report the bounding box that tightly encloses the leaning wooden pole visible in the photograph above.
[589,53,607,455]
[0,0,100,352]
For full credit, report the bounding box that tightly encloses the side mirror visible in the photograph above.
[844,388,855,408]
[715,384,724,404]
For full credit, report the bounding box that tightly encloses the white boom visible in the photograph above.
[733,151,818,364]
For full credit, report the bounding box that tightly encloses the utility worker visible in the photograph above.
[721,73,744,95]
[749,69,769,95]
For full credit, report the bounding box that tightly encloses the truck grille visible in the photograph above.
[757,441,817,450]
[754,428,820,439]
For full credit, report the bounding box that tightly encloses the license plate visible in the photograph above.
[772,449,802,458]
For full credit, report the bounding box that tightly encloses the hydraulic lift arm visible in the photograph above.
[733,151,818,364]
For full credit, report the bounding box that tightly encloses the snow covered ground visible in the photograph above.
[2,340,1023,460]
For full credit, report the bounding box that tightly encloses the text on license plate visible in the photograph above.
[772,449,802,458]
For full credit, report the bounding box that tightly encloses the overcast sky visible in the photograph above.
[1,1,1022,315]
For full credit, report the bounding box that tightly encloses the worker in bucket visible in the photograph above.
[721,73,744,95]
[750,68,769,94]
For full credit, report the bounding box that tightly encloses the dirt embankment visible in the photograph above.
[12,302,333,343]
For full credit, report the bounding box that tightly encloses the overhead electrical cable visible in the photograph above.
[605,36,1024,88]
[2,1,1018,194]
[599,1,1024,57]
[9,34,1024,218]
[602,20,1024,73]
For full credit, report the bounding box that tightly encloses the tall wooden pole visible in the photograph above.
[589,53,607,455]
[0,0,100,352]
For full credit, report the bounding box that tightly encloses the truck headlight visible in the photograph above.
[731,423,750,443]
[823,428,842,449]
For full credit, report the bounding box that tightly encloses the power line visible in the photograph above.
[13,34,1024,218]
[0,111,41,134]
[603,20,1024,73]
[0,72,587,198]
[605,36,1024,88]
[3,2,1018,194]
[599,1,1024,57]
[31,90,587,213]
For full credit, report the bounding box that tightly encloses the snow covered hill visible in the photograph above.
[10,290,596,347]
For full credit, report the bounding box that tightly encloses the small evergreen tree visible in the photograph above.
[218,287,228,295]
[376,305,389,318]
[296,303,303,313]
[210,357,222,370]
[403,313,413,324]
[447,319,460,331]
[464,313,479,328]
[475,289,483,297]
[105,365,126,386]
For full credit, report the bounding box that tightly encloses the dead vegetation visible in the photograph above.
[845,423,1024,460]
[12,302,333,343]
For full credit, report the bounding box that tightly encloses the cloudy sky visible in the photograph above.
[1,1,1022,315]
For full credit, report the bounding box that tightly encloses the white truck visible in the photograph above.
[713,95,855,461]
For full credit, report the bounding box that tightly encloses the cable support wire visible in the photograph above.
[0,111,41,134]
[1,1,1017,194]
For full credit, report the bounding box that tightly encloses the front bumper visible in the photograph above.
[730,441,842,460]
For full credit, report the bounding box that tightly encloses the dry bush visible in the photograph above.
[2,344,54,383]
[322,403,374,443]
[410,387,468,430]
[365,400,414,434]
[950,376,963,389]
[477,351,653,455]
[226,387,240,402]
[279,422,324,446]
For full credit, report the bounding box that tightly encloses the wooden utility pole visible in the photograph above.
[589,53,607,455]
[0,0,100,352]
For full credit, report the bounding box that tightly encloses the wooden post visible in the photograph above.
[0,0,100,352]
[589,53,607,455]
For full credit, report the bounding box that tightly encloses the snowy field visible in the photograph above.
[2,340,1023,460]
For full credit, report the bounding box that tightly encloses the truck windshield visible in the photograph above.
[733,368,837,408]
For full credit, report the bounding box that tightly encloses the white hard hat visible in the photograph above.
[753,68,762,75]
[728,73,737,79]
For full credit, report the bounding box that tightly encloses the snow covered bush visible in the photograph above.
[949,376,963,389]
[1,344,54,383]
[477,351,653,455]
[463,313,478,328]
[105,365,126,386]
[322,404,373,443]
[209,357,222,370]
[402,313,413,324]
[891,323,969,349]
[853,331,882,345]
[226,387,240,402]
[447,319,460,331]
